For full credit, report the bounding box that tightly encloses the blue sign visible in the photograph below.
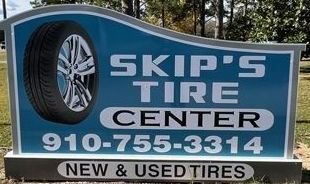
[1,6,304,159]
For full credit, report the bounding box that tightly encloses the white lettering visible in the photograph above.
[142,55,169,76]
[191,55,217,77]
[133,81,159,102]
[212,83,239,104]
[180,82,206,103]
[239,56,266,78]
[110,55,136,76]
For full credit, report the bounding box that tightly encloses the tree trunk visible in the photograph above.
[122,0,134,16]
[161,0,165,27]
[243,0,248,16]
[2,0,7,19]
[200,0,206,37]
[230,0,234,25]
[193,0,197,35]
[134,0,140,19]
[215,0,224,39]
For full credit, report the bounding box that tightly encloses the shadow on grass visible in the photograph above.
[297,120,310,124]
[300,67,310,73]
[302,170,310,183]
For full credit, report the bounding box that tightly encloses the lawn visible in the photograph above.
[296,61,310,146]
[0,52,6,61]
[0,52,309,182]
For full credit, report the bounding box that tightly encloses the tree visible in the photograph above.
[145,1,191,31]
[229,0,234,25]
[200,0,206,37]
[31,0,79,7]
[2,0,7,19]
[215,0,224,39]
[122,0,134,16]
[29,0,310,43]
[249,0,308,43]
[134,0,141,19]
[226,12,252,41]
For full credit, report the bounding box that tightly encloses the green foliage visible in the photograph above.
[31,0,84,7]
[249,0,306,43]
[144,0,195,34]
[226,13,252,41]
[28,0,310,43]
[29,0,214,36]
[226,0,310,43]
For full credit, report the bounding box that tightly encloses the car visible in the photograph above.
[0,41,5,50]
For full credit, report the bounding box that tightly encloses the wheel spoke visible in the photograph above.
[63,81,73,104]
[77,66,95,76]
[62,42,70,59]
[69,85,79,108]
[76,56,95,75]
[57,65,68,75]
[75,87,89,107]
[58,53,70,67]
[70,36,76,64]
[79,56,94,67]
[70,35,81,65]
[75,36,81,63]
[75,79,92,101]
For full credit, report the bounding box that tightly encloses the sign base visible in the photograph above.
[4,152,302,183]
[4,151,302,183]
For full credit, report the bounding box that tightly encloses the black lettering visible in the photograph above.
[175,165,186,177]
[162,164,172,177]
[190,111,211,127]
[66,163,77,176]
[202,165,206,178]
[222,165,233,178]
[135,164,146,177]
[234,166,245,179]
[141,111,160,126]
[208,165,219,178]
[92,164,108,176]
[165,111,186,127]
[149,164,160,177]
[214,112,234,127]
[80,163,90,176]
[189,165,200,178]
[239,112,260,128]
[113,110,135,126]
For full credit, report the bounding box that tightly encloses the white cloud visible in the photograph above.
[0,0,32,20]
[7,0,18,8]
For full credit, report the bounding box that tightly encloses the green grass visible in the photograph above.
[0,55,9,174]
[296,61,310,147]
[297,75,310,121]
[0,51,6,61]
[0,52,12,147]
[296,123,310,146]
[0,64,9,126]
[298,62,310,122]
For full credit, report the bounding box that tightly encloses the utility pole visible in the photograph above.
[2,0,7,19]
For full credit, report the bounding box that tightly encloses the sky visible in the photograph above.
[0,0,32,20]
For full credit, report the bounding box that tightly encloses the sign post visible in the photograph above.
[0,5,305,183]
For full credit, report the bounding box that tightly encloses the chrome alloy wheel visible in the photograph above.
[57,34,96,112]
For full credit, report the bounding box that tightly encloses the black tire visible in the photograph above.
[23,21,99,124]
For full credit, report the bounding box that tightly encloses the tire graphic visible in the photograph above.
[23,21,98,124]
